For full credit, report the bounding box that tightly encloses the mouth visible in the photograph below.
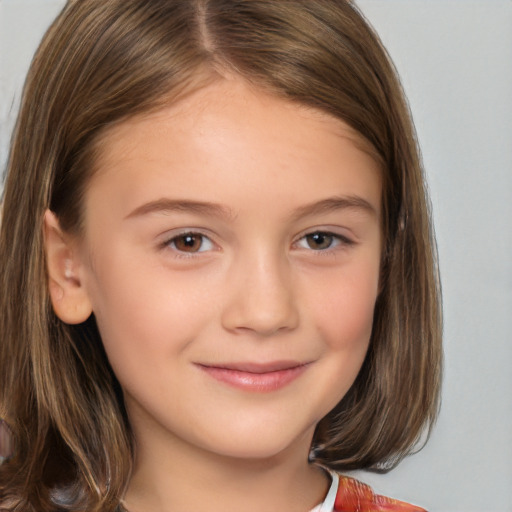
[195,361,310,392]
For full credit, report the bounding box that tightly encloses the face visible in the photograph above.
[75,79,382,462]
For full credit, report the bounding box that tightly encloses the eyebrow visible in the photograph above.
[125,195,377,222]
[125,198,235,221]
[291,195,378,221]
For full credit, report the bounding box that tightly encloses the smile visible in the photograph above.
[195,361,310,392]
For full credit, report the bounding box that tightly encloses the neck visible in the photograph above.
[123,426,328,512]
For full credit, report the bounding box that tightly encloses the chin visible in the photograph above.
[196,423,314,464]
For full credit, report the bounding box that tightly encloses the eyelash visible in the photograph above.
[161,230,354,257]
[293,231,355,256]
[162,231,215,257]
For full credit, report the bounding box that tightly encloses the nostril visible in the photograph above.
[235,322,292,337]
[223,290,300,336]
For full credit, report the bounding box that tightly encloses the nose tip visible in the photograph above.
[233,299,296,336]
[221,261,299,336]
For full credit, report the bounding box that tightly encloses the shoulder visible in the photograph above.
[334,474,427,512]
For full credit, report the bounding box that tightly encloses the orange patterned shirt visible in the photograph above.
[333,475,426,512]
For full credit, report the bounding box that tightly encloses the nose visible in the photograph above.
[221,250,299,336]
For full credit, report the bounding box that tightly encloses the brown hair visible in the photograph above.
[0,0,442,510]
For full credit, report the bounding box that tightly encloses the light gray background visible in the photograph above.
[1,1,511,511]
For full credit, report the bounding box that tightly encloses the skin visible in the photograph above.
[45,78,382,512]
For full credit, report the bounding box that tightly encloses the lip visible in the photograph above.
[196,361,310,392]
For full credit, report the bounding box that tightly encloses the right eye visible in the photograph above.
[165,232,214,254]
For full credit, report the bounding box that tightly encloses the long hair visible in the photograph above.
[0,1,442,510]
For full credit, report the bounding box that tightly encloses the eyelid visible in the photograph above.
[157,227,356,257]
[292,228,356,251]
[159,229,219,255]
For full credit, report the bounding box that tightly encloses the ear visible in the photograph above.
[43,210,93,324]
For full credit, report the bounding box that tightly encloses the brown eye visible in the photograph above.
[170,233,210,253]
[305,232,335,250]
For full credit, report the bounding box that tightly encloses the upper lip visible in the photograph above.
[197,361,309,374]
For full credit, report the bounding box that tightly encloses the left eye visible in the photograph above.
[296,232,345,250]
[166,233,214,253]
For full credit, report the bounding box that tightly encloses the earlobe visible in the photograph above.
[43,210,93,325]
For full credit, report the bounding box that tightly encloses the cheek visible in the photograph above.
[308,264,379,351]
[82,254,210,378]
[83,250,233,392]
[295,268,378,425]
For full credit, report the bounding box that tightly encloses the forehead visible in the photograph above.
[94,77,380,167]
[86,78,381,223]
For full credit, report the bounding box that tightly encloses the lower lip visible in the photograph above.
[197,365,308,392]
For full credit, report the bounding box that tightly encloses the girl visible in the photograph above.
[0,1,442,511]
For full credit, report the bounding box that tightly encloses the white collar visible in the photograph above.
[309,470,338,512]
